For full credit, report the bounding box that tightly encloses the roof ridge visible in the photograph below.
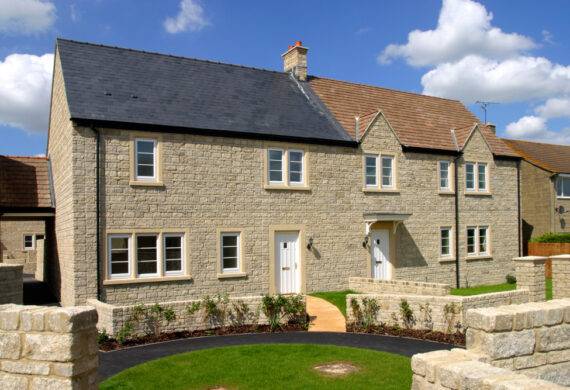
[0,155,48,160]
[308,75,468,105]
[56,38,286,76]
[502,138,570,148]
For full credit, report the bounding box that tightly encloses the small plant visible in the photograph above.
[349,297,363,326]
[97,329,110,345]
[187,301,201,315]
[283,294,308,329]
[188,294,230,330]
[506,274,517,284]
[443,302,462,334]
[390,312,400,330]
[261,294,288,331]
[419,303,433,331]
[399,299,415,329]
[229,300,252,328]
[361,297,379,331]
[261,294,307,332]
[129,303,177,338]
[116,321,134,345]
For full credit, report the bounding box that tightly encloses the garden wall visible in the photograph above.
[88,295,267,336]
[528,243,570,277]
[348,277,450,296]
[0,304,98,389]
[466,299,570,386]
[0,264,23,304]
[346,290,529,333]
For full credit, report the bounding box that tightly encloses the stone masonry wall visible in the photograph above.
[0,304,98,389]
[88,295,267,336]
[349,277,450,296]
[466,299,570,386]
[551,255,570,299]
[520,160,554,242]
[0,265,23,304]
[0,218,45,274]
[346,290,529,333]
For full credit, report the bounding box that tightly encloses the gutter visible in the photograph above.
[92,125,101,301]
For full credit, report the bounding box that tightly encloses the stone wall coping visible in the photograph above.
[347,289,527,303]
[550,254,570,260]
[0,264,24,270]
[514,256,548,262]
[89,295,265,311]
[0,304,98,333]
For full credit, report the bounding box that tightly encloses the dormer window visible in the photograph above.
[465,162,489,193]
[363,153,397,191]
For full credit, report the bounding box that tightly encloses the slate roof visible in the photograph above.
[0,156,52,210]
[308,77,518,157]
[56,39,353,145]
[502,139,570,173]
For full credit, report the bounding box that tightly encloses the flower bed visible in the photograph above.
[346,324,465,346]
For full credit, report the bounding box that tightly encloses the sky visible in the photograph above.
[2,0,570,157]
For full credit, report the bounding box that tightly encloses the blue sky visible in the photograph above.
[2,0,570,156]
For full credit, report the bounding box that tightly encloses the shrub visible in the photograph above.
[530,232,570,243]
[97,329,110,345]
[349,297,363,325]
[261,294,307,332]
[188,294,230,329]
[116,322,134,345]
[443,302,462,334]
[419,303,433,331]
[129,303,177,338]
[399,299,415,329]
[229,300,252,328]
[506,274,517,284]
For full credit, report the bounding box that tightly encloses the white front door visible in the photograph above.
[371,229,390,280]
[275,231,300,294]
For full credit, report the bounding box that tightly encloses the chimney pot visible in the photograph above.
[282,41,308,81]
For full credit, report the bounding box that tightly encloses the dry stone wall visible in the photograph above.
[0,264,23,304]
[349,277,450,296]
[0,304,98,389]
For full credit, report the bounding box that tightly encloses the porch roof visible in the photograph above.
[363,212,412,223]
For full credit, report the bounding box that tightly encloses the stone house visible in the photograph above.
[0,156,53,276]
[503,139,570,246]
[47,39,520,307]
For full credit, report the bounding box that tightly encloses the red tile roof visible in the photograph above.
[0,156,52,209]
[308,76,517,157]
[502,139,570,173]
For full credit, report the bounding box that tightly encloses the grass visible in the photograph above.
[100,344,412,390]
[309,290,356,317]
[451,278,553,300]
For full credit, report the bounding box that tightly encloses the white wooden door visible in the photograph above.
[276,232,300,294]
[371,229,390,280]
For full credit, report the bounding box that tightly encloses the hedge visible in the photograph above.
[530,232,570,243]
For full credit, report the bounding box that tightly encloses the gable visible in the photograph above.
[461,126,494,161]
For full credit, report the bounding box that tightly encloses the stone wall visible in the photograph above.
[88,295,267,336]
[412,348,564,389]
[348,277,450,296]
[346,290,529,333]
[519,160,555,242]
[0,218,45,274]
[516,256,547,302]
[0,304,98,389]
[466,299,570,386]
[551,255,570,299]
[0,264,23,304]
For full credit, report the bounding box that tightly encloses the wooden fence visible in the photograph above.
[527,242,570,278]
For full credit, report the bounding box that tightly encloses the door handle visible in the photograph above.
[282,267,290,270]
[375,260,382,264]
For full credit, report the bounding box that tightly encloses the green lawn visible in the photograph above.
[100,344,412,390]
[451,279,553,300]
[309,290,356,317]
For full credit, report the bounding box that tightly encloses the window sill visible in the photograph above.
[466,255,493,261]
[264,185,311,192]
[556,196,570,200]
[103,275,193,285]
[129,180,165,188]
[439,257,456,263]
[217,272,248,279]
[465,192,492,197]
[362,188,400,193]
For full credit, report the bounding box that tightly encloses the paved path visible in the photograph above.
[306,296,346,332]
[98,332,455,381]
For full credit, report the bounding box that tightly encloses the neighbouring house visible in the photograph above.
[503,139,570,247]
[47,38,520,307]
[0,156,54,277]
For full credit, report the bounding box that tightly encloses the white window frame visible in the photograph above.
[135,234,160,278]
[439,160,451,191]
[288,149,304,185]
[381,155,395,189]
[135,138,157,181]
[465,162,489,193]
[440,227,453,258]
[220,232,241,273]
[556,174,570,199]
[163,233,185,276]
[466,225,490,257]
[268,148,285,184]
[108,234,132,279]
[364,155,378,187]
[23,234,35,251]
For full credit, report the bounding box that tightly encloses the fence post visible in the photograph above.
[514,256,547,302]
[550,254,570,299]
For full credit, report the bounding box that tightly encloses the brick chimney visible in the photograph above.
[487,123,496,134]
[282,41,308,81]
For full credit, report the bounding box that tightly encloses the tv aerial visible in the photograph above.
[476,101,499,124]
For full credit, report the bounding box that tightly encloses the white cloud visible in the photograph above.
[379,0,535,67]
[70,3,80,23]
[0,53,54,133]
[535,97,570,119]
[0,0,55,35]
[542,30,554,45]
[505,115,570,144]
[421,55,570,103]
[164,0,209,34]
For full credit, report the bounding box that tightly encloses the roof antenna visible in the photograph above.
[476,101,499,124]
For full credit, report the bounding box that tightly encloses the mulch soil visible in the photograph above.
[346,324,465,346]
